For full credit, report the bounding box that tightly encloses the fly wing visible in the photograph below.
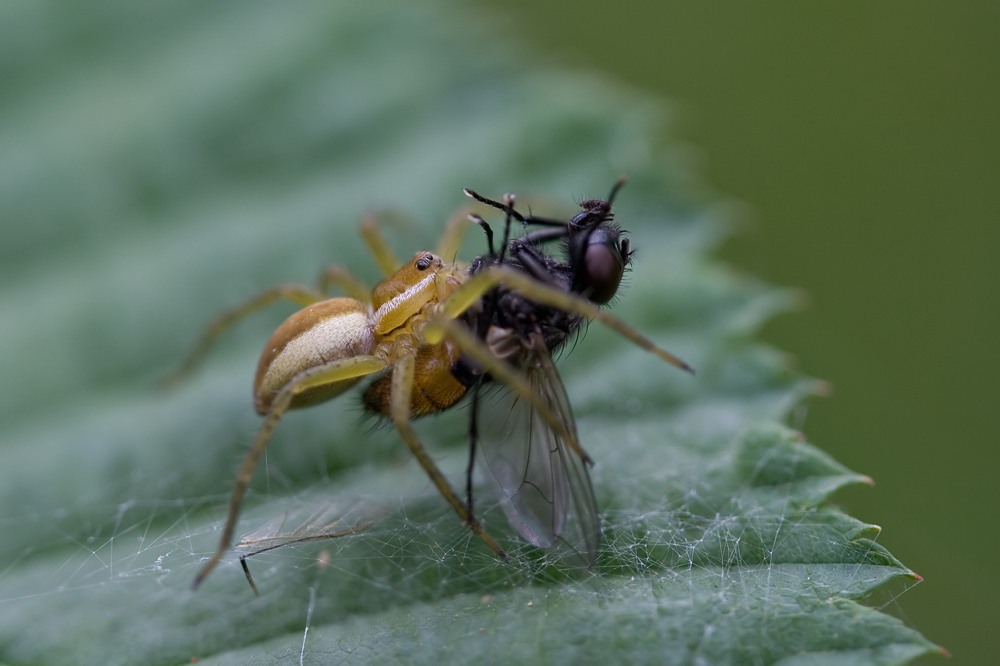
[476,334,600,565]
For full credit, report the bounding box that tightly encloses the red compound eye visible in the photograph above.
[582,235,625,305]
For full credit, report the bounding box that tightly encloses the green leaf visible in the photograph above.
[0,1,938,664]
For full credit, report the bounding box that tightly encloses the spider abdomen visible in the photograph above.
[253,298,375,414]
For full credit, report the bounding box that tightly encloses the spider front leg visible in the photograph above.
[192,353,387,591]
[387,353,507,560]
[442,265,695,374]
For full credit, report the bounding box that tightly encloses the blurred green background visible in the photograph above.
[489,0,996,661]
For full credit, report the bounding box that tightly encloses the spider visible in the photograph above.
[179,182,691,590]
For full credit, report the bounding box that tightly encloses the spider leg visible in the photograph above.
[192,354,386,590]
[162,284,327,387]
[430,320,590,463]
[316,265,372,302]
[388,353,507,559]
[359,212,403,276]
[434,205,477,262]
[440,265,695,374]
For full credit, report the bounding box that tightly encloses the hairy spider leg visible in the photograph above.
[438,265,695,375]
[387,354,506,558]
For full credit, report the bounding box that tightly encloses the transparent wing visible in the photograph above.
[476,334,601,565]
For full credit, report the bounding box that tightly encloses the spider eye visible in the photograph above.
[416,253,436,270]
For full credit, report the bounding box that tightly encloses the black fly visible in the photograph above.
[456,178,638,564]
